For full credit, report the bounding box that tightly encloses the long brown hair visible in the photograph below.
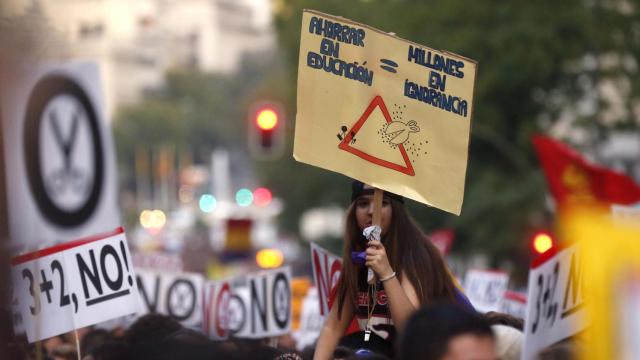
[336,199,458,319]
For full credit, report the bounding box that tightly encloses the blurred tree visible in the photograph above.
[113,53,283,196]
[114,100,185,181]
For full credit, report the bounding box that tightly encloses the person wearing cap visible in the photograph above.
[313,181,473,360]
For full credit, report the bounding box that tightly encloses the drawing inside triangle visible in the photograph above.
[338,95,427,176]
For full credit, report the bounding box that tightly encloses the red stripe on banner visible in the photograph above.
[11,227,125,266]
[504,291,526,303]
[530,247,557,269]
[529,242,574,269]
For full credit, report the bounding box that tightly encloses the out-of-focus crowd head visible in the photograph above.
[399,304,497,360]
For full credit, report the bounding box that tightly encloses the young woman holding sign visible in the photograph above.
[313,181,473,359]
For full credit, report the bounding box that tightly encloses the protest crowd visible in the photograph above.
[5,307,536,360]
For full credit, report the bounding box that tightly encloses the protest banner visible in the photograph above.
[310,243,342,316]
[10,285,26,336]
[136,269,204,327]
[13,250,73,342]
[522,244,587,360]
[226,267,292,339]
[500,290,527,319]
[427,228,454,256]
[294,10,477,215]
[611,203,640,227]
[11,228,139,342]
[463,269,509,313]
[293,287,324,351]
[2,62,119,249]
[131,251,183,272]
[564,211,640,360]
[202,280,232,340]
[227,286,250,338]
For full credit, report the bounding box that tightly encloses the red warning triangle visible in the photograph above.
[338,96,415,176]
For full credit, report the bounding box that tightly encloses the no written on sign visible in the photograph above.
[294,10,477,214]
[11,228,140,342]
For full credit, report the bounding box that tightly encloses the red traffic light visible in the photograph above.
[248,101,285,159]
[256,109,278,130]
[532,231,554,255]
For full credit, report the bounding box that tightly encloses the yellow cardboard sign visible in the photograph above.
[294,10,477,215]
[563,211,640,360]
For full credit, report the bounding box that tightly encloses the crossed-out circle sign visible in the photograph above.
[228,293,246,335]
[215,283,231,338]
[23,74,104,227]
[272,273,291,329]
[166,279,197,321]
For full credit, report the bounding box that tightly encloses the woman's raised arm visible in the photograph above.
[378,271,420,331]
[313,297,354,360]
[365,240,420,331]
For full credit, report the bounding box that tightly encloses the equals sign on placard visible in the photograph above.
[379,59,398,73]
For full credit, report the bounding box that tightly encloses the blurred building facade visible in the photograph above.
[5,0,275,120]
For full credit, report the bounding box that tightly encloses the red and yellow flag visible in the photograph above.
[532,135,640,207]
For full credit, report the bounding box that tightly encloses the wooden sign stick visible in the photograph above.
[372,188,383,227]
[74,329,81,360]
[367,188,383,284]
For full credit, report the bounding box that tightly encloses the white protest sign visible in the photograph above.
[611,204,640,227]
[310,243,342,316]
[136,270,204,327]
[522,244,587,360]
[131,251,183,272]
[612,275,640,360]
[63,229,139,328]
[227,267,292,338]
[463,269,509,313]
[227,286,250,338]
[11,228,139,342]
[2,61,119,249]
[10,281,26,336]
[500,290,527,319]
[202,280,232,340]
[12,251,72,342]
[293,287,324,350]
